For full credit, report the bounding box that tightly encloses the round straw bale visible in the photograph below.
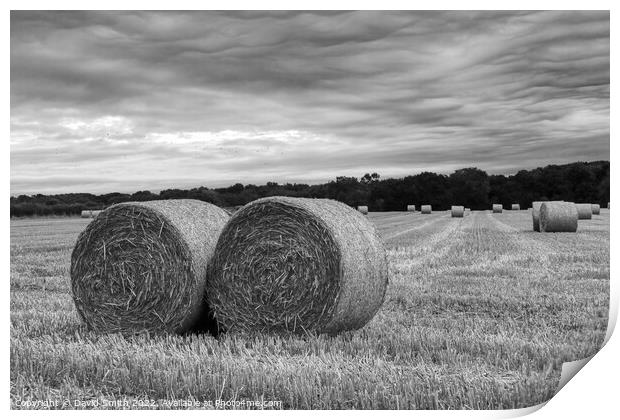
[70,199,230,334]
[532,201,563,231]
[357,205,369,215]
[421,205,432,214]
[591,204,600,215]
[207,196,388,335]
[451,205,464,218]
[80,210,92,218]
[492,204,502,213]
[575,203,592,219]
[511,204,520,210]
[406,205,416,212]
[539,202,578,232]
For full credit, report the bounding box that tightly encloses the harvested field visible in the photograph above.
[10,210,609,409]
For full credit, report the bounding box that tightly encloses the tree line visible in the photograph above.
[10,160,609,217]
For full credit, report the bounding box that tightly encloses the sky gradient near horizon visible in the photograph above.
[11,11,610,195]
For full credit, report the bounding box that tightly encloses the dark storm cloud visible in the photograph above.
[10,10,609,194]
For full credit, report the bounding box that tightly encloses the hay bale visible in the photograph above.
[421,205,432,214]
[591,204,600,215]
[357,205,369,215]
[575,203,592,220]
[70,199,230,334]
[511,204,520,210]
[80,210,92,218]
[406,205,416,212]
[539,202,578,232]
[207,196,388,335]
[531,201,543,231]
[492,204,502,213]
[608,202,610,209]
[532,201,563,231]
[451,205,464,218]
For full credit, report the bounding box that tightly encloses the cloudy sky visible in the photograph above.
[10,11,609,195]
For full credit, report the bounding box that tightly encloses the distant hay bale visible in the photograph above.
[421,205,432,214]
[357,205,369,215]
[492,204,502,213]
[71,199,230,334]
[608,202,610,209]
[591,204,600,215]
[80,210,92,218]
[575,203,592,220]
[207,196,388,335]
[406,205,416,212]
[451,205,464,218]
[91,210,102,217]
[511,204,520,210]
[539,202,578,232]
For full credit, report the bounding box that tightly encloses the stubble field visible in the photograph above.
[10,209,610,409]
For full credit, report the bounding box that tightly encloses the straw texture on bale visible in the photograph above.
[421,205,432,214]
[511,204,520,210]
[539,202,578,232]
[207,196,388,335]
[451,206,464,218]
[532,201,563,231]
[407,205,416,212]
[71,199,230,334]
[357,205,369,215]
[492,204,502,213]
[591,204,600,215]
[575,203,592,220]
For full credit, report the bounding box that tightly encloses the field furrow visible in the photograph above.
[10,212,610,409]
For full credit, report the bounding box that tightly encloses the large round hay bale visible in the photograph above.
[451,205,464,218]
[357,205,368,215]
[406,205,416,212]
[492,204,502,213]
[575,203,592,219]
[71,199,230,334]
[207,196,388,335]
[421,205,432,214]
[591,204,600,215]
[80,210,92,218]
[511,204,520,210]
[532,201,564,231]
[539,202,578,232]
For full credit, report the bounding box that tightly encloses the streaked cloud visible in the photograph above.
[10,10,609,194]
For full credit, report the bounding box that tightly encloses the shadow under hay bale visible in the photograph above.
[451,205,464,218]
[492,204,502,213]
[406,205,416,212]
[575,203,592,220]
[207,196,388,335]
[540,201,578,232]
[421,205,432,214]
[71,199,229,335]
